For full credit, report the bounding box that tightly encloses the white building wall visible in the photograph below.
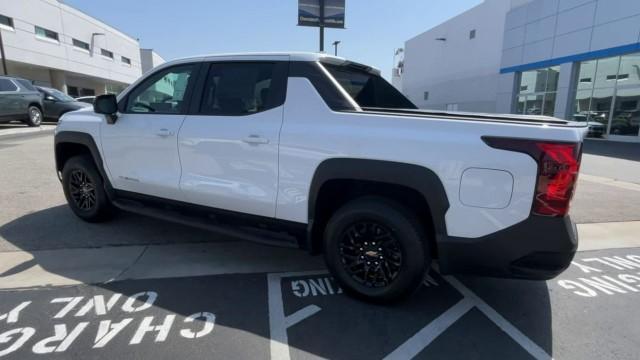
[0,0,142,88]
[501,0,640,70]
[140,48,166,74]
[402,0,524,112]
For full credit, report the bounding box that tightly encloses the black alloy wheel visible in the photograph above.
[62,155,115,222]
[323,196,430,303]
[338,221,403,288]
[68,169,97,211]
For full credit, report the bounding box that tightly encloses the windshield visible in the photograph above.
[43,88,75,102]
[322,63,417,109]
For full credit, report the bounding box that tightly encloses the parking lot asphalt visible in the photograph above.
[1,132,640,359]
[1,248,640,359]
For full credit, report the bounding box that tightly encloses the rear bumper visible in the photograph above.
[438,215,578,280]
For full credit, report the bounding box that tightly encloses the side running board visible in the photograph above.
[112,199,299,249]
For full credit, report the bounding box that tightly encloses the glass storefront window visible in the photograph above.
[594,57,621,89]
[590,88,614,126]
[618,53,640,87]
[574,89,592,115]
[611,87,640,136]
[525,94,544,115]
[543,93,556,117]
[516,66,559,116]
[573,52,640,138]
[516,95,526,114]
[577,60,596,91]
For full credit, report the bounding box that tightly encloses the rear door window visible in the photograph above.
[0,79,18,92]
[198,62,285,116]
[16,79,36,91]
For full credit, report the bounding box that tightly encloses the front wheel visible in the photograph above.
[323,197,430,303]
[25,106,42,127]
[62,155,115,222]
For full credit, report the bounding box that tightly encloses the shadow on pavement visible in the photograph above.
[0,205,231,252]
[583,139,640,162]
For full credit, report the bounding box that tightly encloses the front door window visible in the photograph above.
[125,64,195,114]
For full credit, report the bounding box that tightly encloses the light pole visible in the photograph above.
[318,0,325,52]
[0,27,8,75]
[332,41,341,56]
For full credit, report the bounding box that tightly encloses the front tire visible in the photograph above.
[62,155,114,222]
[323,197,430,303]
[25,106,42,127]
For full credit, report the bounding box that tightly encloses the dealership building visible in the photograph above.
[395,0,640,141]
[0,0,164,97]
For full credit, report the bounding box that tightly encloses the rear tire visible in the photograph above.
[62,155,115,222]
[323,196,430,303]
[25,106,42,127]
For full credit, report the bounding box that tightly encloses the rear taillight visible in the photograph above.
[482,137,582,217]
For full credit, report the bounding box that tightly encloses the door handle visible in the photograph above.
[156,128,174,137]
[242,135,269,145]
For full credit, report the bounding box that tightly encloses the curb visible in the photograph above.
[577,221,640,252]
[0,125,56,140]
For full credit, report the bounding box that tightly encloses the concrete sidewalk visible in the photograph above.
[0,124,56,139]
[1,221,638,291]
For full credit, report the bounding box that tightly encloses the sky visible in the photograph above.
[63,0,483,78]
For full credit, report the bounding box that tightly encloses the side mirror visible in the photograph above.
[94,94,118,124]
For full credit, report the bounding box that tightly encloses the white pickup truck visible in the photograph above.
[54,53,586,302]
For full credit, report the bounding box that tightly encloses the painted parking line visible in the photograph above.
[444,276,552,360]
[268,270,327,360]
[268,270,553,360]
[382,298,475,360]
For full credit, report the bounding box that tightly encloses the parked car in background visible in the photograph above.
[36,86,92,122]
[0,76,44,127]
[610,112,640,136]
[573,114,605,137]
[75,96,96,105]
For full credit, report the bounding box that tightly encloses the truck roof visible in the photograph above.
[170,52,343,63]
[154,52,381,74]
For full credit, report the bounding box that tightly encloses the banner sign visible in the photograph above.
[298,0,345,29]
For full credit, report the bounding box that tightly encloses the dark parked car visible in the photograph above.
[36,86,92,122]
[0,76,44,127]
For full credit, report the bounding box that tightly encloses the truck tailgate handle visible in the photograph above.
[242,135,269,145]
